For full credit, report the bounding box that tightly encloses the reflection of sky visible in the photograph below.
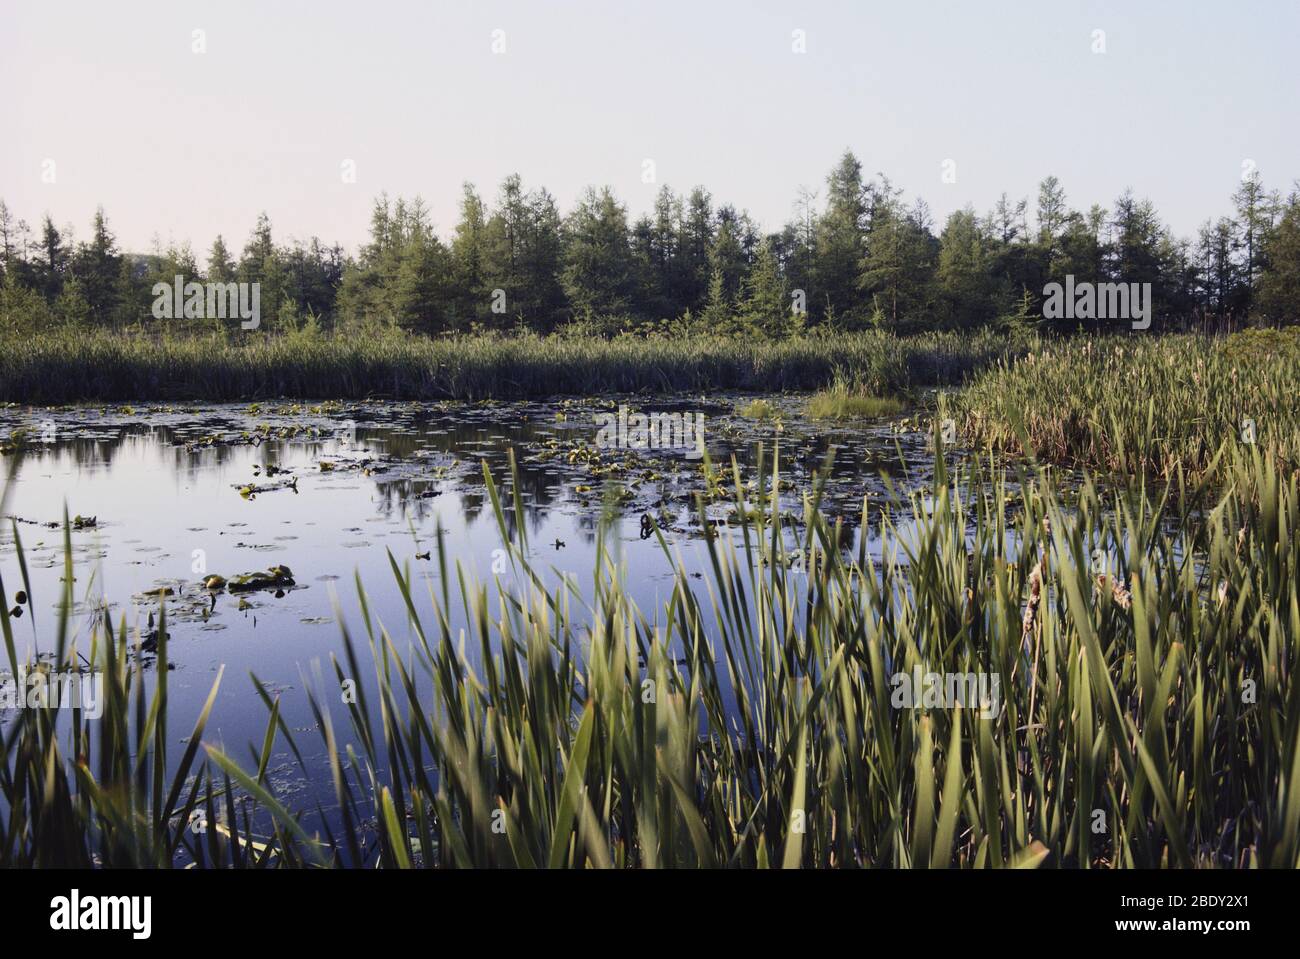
[0,401,955,851]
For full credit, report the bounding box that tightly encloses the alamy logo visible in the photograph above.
[49,890,151,939]
[1042,274,1151,330]
[151,275,260,329]
[890,666,1001,719]
[594,406,705,459]
[1,667,103,719]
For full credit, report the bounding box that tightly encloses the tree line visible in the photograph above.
[2,151,1297,337]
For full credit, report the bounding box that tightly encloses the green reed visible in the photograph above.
[0,328,1018,404]
[2,426,1296,868]
[945,330,1300,478]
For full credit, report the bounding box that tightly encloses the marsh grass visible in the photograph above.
[946,332,1300,477]
[2,429,1298,868]
[805,372,905,420]
[737,398,779,420]
[0,328,1020,403]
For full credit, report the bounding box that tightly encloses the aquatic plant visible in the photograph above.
[945,332,1300,477]
[0,328,1020,404]
[805,371,905,420]
[737,398,779,420]
[2,432,1297,868]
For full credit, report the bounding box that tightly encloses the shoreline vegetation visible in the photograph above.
[0,328,1022,404]
[3,326,1297,480]
[2,438,1297,868]
[946,326,1300,479]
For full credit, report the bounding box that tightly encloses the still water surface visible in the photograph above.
[0,396,940,840]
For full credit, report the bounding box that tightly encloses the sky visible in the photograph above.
[2,0,1297,256]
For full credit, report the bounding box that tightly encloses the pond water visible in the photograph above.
[0,394,946,843]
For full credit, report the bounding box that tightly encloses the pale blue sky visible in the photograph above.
[2,0,1296,254]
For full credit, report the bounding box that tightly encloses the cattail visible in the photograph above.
[1096,574,1132,611]
[1022,553,1046,642]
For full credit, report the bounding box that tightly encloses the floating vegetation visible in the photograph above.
[237,477,297,498]
[225,565,296,593]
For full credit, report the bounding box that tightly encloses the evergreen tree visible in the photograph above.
[71,207,121,323]
[700,266,730,330]
[207,235,236,282]
[859,183,936,331]
[737,238,787,336]
[679,187,714,311]
[1233,167,1275,293]
[1254,190,1300,325]
[562,187,636,320]
[1196,217,1241,316]
[708,207,747,304]
[937,208,998,329]
[1036,176,1068,248]
[35,215,67,302]
[813,150,869,325]
[449,183,489,328]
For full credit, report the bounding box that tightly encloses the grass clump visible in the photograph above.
[737,398,779,420]
[806,372,904,420]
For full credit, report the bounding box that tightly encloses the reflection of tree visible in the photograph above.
[10,406,902,556]
[371,479,438,523]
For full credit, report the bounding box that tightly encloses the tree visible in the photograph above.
[1052,212,1105,286]
[937,208,999,329]
[392,227,453,334]
[0,268,54,334]
[281,236,345,325]
[737,239,788,336]
[0,200,17,277]
[631,185,684,320]
[700,266,730,330]
[34,215,67,302]
[859,183,936,331]
[562,187,636,320]
[71,207,122,323]
[335,195,455,333]
[54,273,91,325]
[814,150,869,325]
[708,207,748,304]
[481,176,565,329]
[780,186,818,320]
[1254,190,1300,325]
[1196,217,1241,316]
[679,187,714,311]
[208,235,235,283]
[1233,167,1276,293]
[1036,176,1068,249]
[449,184,489,328]
[238,212,284,327]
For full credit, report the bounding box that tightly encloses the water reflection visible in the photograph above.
[1,396,951,841]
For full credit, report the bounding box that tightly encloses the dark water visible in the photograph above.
[0,395,942,844]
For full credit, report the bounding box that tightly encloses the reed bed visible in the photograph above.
[945,329,1300,478]
[3,436,1297,868]
[0,328,1018,404]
